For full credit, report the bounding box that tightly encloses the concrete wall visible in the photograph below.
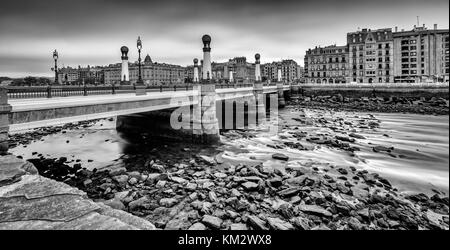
[0,88,12,155]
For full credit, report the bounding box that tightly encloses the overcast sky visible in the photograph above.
[0,0,448,77]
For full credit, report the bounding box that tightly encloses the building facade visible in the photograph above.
[58,65,104,85]
[347,28,394,83]
[304,45,349,83]
[104,54,186,85]
[393,24,449,83]
[305,24,448,83]
[262,59,301,83]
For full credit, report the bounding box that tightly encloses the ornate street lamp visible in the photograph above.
[52,49,59,85]
[136,36,144,86]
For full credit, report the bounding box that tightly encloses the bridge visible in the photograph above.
[0,83,294,154]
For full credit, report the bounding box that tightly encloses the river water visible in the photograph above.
[10,108,449,196]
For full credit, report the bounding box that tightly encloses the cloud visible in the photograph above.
[0,0,448,77]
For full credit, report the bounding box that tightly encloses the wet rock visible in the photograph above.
[297,204,332,217]
[247,215,268,230]
[112,175,129,185]
[209,191,218,203]
[199,155,216,165]
[348,217,363,230]
[185,183,198,191]
[272,153,289,161]
[202,215,223,229]
[337,168,348,175]
[102,199,126,211]
[349,133,366,139]
[214,172,227,179]
[268,177,283,188]
[278,187,301,197]
[149,163,166,173]
[188,222,207,230]
[109,167,127,176]
[159,198,178,208]
[267,217,295,230]
[170,176,188,184]
[128,196,152,211]
[290,217,311,230]
[230,223,248,230]
[241,181,259,191]
[165,213,192,230]
[128,177,138,185]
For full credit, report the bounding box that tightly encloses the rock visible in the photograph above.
[208,191,218,202]
[83,179,92,186]
[102,199,126,211]
[165,213,192,230]
[114,190,130,201]
[231,188,242,197]
[150,163,166,173]
[199,155,216,165]
[128,196,151,211]
[170,176,188,184]
[128,177,138,185]
[202,181,215,189]
[155,180,166,188]
[349,133,366,139]
[290,217,310,230]
[278,203,295,219]
[188,222,207,230]
[348,217,363,230]
[108,167,127,176]
[337,168,348,175]
[297,205,332,217]
[335,135,355,143]
[112,175,129,185]
[202,215,223,229]
[214,172,227,178]
[272,153,289,161]
[185,183,198,191]
[145,173,162,184]
[230,223,248,230]
[241,181,259,191]
[278,187,301,197]
[267,217,295,230]
[357,208,370,220]
[127,171,141,180]
[159,198,178,208]
[247,215,268,230]
[268,177,283,188]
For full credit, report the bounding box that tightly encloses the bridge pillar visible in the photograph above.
[253,53,266,125]
[0,87,11,155]
[276,65,286,108]
[192,35,220,143]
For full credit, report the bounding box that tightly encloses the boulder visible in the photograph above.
[267,217,295,230]
[202,215,223,229]
[297,204,333,217]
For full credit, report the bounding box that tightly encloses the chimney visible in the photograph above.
[395,26,398,32]
[434,24,437,30]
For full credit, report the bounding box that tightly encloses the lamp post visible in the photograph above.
[135,36,146,95]
[136,36,144,86]
[52,49,59,85]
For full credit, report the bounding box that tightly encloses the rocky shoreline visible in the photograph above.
[6,97,450,230]
[24,148,449,230]
[292,94,449,115]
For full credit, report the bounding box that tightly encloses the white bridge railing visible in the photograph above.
[299,82,449,89]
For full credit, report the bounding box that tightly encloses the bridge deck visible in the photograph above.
[7,86,283,132]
